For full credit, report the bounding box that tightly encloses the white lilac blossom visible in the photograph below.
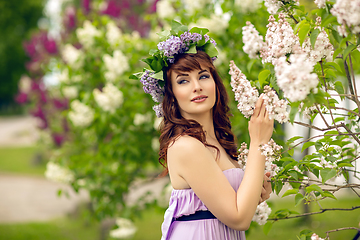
[106,21,122,47]
[229,60,259,118]
[263,86,289,123]
[109,218,137,239]
[154,117,163,130]
[140,71,165,103]
[238,140,282,177]
[156,0,176,19]
[274,51,319,102]
[62,44,84,69]
[68,100,95,127]
[57,68,69,84]
[311,233,325,240]
[194,15,229,35]
[331,0,360,36]
[93,83,123,114]
[18,75,32,94]
[76,20,101,49]
[45,162,75,184]
[261,14,300,64]
[259,139,282,177]
[264,0,299,14]
[152,137,160,151]
[183,0,212,15]
[62,86,78,99]
[133,113,152,126]
[103,50,129,82]
[252,201,272,225]
[314,0,327,8]
[235,0,262,13]
[302,18,334,63]
[300,103,318,119]
[242,21,264,59]
[237,142,249,170]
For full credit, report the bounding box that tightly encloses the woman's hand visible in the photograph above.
[248,95,274,145]
[259,172,272,204]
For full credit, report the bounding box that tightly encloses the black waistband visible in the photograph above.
[174,210,216,221]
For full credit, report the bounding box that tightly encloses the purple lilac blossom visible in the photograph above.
[153,103,164,118]
[180,32,202,46]
[157,36,185,58]
[140,71,165,103]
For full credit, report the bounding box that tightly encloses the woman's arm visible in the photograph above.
[167,97,274,231]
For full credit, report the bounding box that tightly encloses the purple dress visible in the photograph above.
[161,168,246,240]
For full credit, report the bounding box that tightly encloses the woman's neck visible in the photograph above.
[184,112,216,141]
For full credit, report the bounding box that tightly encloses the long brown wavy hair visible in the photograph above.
[158,50,238,176]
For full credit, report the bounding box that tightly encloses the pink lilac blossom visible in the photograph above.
[274,51,319,102]
[302,18,334,63]
[242,21,264,59]
[229,61,259,118]
[261,14,300,64]
[252,201,272,225]
[153,103,164,118]
[263,86,289,123]
[330,0,360,36]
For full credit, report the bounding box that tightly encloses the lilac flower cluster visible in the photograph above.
[140,71,165,103]
[252,202,272,225]
[237,139,282,177]
[262,86,289,123]
[153,103,164,118]
[157,32,215,63]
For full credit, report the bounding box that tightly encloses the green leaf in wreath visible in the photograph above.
[203,42,218,57]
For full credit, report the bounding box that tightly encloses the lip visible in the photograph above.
[191,95,208,103]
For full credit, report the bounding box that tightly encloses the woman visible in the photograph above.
[135,24,273,240]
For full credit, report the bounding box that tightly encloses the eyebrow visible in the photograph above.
[176,69,209,79]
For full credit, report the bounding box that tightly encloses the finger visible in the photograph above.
[259,100,266,118]
[253,95,264,117]
[265,172,271,178]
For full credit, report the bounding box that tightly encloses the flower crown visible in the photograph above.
[131,21,218,118]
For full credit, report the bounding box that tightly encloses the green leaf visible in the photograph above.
[300,229,313,237]
[287,136,303,145]
[289,171,299,181]
[295,193,304,206]
[333,48,343,60]
[310,29,320,49]
[343,44,356,60]
[315,142,323,151]
[157,30,171,41]
[149,49,159,55]
[57,189,62,196]
[321,190,337,199]
[275,180,283,195]
[282,189,298,197]
[186,45,197,54]
[247,59,257,73]
[321,16,337,27]
[289,105,299,123]
[332,29,342,43]
[302,141,315,152]
[263,222,273,235]
[171,20,187,34]
[130,72,145,80]
[288,147,295,156]
[258,69,271,87]
[326,62,343,73]
[189,27,209,35]
[305,184,323,194]
[320,168,337,183]
[152,71,164,80]
[203,42,218,57]
[298,24,310,46]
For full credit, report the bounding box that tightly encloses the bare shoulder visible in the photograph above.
[167,135,213,170]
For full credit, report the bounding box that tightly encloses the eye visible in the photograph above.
[199,74,210,80]
[177,79,188,85]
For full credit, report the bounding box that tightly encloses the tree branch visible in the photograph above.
[268,206,360,221]
[346,42,360,111]
[329,106,360,117]
[340,122,360,145]
[326,227,360,239]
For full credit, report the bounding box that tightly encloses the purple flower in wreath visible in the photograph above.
[140,71,165,103]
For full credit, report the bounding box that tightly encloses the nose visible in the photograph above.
[192,79,202,93]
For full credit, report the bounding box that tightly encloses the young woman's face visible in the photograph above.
[170,66,216,119]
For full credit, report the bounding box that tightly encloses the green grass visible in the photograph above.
[0,213,100,240]
[0,146,46,176]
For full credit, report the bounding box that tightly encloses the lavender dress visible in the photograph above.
[161,168,246,240]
